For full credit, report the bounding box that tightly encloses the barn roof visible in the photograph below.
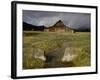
[46,20,73,30]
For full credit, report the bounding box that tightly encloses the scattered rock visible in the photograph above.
[32,47,46,61]
[62,47,78,62]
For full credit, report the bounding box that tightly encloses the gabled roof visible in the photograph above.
[47,20,73,30]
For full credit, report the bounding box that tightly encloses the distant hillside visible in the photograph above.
[74,27,90,32]
[23,22,45,31]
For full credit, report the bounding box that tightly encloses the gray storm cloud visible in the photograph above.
[23,10,90,30]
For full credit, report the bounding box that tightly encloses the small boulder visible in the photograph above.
[62,47,78,62]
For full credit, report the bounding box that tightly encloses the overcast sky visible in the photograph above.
[23,10,90,30]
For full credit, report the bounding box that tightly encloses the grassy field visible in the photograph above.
[23,31,90,69]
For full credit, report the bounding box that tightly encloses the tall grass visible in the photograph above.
[23,31,90,69]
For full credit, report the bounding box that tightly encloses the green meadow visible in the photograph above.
[23,31,90,69]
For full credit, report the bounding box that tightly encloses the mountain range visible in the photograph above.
[23,22,45,31]
[23,20,90,32]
